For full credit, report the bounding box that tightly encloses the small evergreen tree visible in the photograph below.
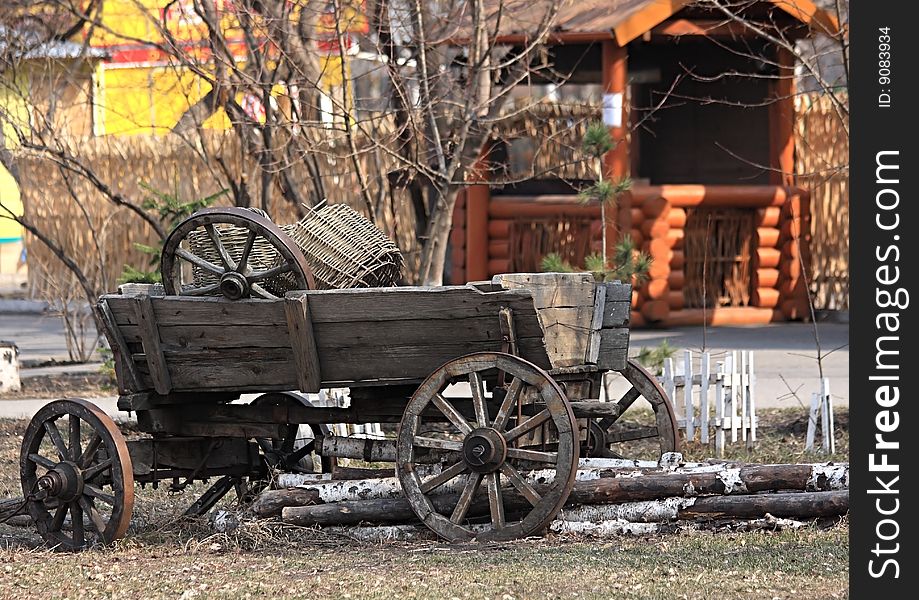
[119,182,227,284]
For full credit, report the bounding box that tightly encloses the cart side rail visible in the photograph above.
[98,284,553,395]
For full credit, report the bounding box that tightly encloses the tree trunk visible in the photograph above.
[418,187,460,285]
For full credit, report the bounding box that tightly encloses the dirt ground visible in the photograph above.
[0,410,849,599]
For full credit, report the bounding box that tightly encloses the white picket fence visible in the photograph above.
[659,350,757,457]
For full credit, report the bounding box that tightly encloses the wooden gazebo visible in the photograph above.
[449,0,838,326]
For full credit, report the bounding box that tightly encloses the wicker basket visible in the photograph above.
[283,204,404,290]
[187,205,403,294]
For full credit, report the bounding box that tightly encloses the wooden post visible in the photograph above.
[748,352,757,445]
[700,352,710,444]
[727,352,738,444]
[466,146,492,281]
[683,350,694,442]
[601,41,629,254]
[714,361,725,457]
[806,392,820,451]
[740,351,748,443]
[770,47,796,186]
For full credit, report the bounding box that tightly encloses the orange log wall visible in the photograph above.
[448,185,812,327]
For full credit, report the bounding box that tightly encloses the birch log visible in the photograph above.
[279,464,848,527]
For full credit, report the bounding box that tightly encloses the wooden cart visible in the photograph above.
[19,209,678,548]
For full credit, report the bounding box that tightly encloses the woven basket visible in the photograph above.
[283,204,404,290]
[187,205,403,294]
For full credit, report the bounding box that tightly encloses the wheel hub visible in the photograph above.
[584,420,608,458]
[36,461,83,502]
[219,271,249,300]
[462,428,507,473]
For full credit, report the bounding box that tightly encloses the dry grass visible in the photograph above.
[0,411,849,599]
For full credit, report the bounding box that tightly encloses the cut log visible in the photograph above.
[756,206,782,227]
[755,227,781,248]
[666,228,684,250]
[679,490,848,520]
[751,288,780,308]
[277,463,848,526]
[667,208,687,229]
[667,270,685,290]
[753,268,780,289]
[0,497,25,521]
[641,219,670,239]
[641,197,671,219]
[252,488,322,517]
[756,247,782,268]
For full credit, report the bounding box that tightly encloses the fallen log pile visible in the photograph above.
[254,456,848,539]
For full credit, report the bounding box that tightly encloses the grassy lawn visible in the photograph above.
[0,409,849,599]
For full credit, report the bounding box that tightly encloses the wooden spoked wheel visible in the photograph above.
[20,399,134,550]
[586,359,680,461]
[397,352,579,542]
[251,392,335,474]
[161,207,314,299]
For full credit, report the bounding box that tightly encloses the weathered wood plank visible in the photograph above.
[118,316,546,351]
[131,338,550,390]
[493,273,597,308]
[596,328,630,371]
[537,306,597,368]
[284,296,322,393]
[601,301,631,329]
[586,284,606,364]
[603,281,632,303]
[96,299,144,393]
[134,348,298,391]
[131,296,172,395]
[107,286,544,327]
[135,410,287,438]
[103,295,284,327]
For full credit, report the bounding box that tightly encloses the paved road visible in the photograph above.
[0,311,98,365]
[629,323,848,409]
[1,311,848,420]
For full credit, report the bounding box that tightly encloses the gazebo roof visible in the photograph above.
[474,0,839,45]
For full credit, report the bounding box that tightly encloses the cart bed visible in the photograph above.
[99,274,630,396]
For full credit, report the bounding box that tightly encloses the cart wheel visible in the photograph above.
[251,392,335,474]
[397,352,579,542]
[20,399,134,550]
[588,359,680,460]
[161,207,314,299]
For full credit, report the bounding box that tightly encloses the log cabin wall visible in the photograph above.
[448,184,810,327]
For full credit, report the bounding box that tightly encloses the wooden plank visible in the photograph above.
[136,410,287,438]
[103,294,285,327]
[586,284,606,364]
[118,317,545,351]
[95,299,143,393]
[132,339,550,390]
[134,348,298,392]
[493,272,597,308]
[118,324,289,348]
[700,352,710,444]
[596,328,629,371]
[714,361,725,457]
[683,349,694,441]
[603,281,633,303]
[537,305,597,368]
[294,286,544,324]
[131,296,172,395]
[601,300,631,328]
[284,296,322,393]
